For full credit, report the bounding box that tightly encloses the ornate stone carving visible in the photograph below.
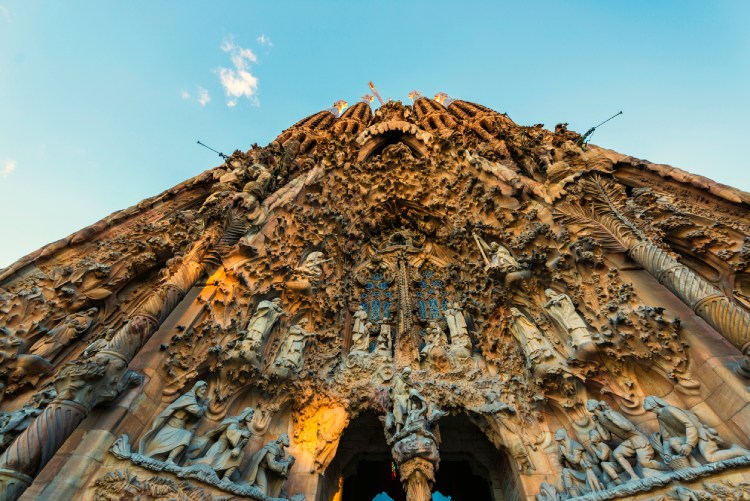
[242,433,295,498]
[191,406,254,481]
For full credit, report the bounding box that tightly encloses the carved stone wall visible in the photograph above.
[1,94,749,501]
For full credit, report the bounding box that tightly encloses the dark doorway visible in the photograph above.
[433,460,492,501]
[342,459,405,501]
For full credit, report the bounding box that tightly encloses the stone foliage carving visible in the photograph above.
[1,96,749,501]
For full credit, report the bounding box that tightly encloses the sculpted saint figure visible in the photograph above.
[274,319,311,371]
[587,399,666,480]
[445,303,472,365]
[245,298,285,348]
[508,307,567,377]
[554,428,604,497]
[588,428,621,486]
[192,407,254,481]
[391,369,411,433]
[243,433,295,497]
[295,252,328,280]
[474,233,521,273]
[420,322,449,369]
[544,289,596,358]
[139,381,209,464]
[643,395,749,464]
[350,306,370,354]
[374,320,392,357]
[29,307,98,360]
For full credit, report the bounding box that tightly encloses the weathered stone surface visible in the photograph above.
[0,94,748,501]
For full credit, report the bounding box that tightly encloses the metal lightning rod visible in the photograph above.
[196,140,229,160]
[577,111,623,149]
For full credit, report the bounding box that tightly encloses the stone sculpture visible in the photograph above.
[29,307,98,361]
[587,399,666,480]
[643,395,749,465]
[273,318,311,373]
[588,428,621,486]
[191,406,254,481]
[242,433,295,497]
[420,322,449,369]
[246,298,285,349]
[508,307,566,377]
[350,305,371,354]
[374,320,393,358]
[138,381,209,464]
[544,289,596,360]
[295,252,328,280]
[554,428,603,497]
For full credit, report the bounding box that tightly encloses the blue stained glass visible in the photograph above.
[371,300,381,321]
[383,302,391,319]
[428,297,441,319]
[428,290,436,295]
[361,293,368,300]
[372,273,383,281]
[414,291,423,298]
[372,290,380,297]
[423,270,434,278]
[385,292,393,298]
[361,302,369,315]
[365,282,374,289]
[417,281,427,288]
[432,280,444,288]
[442,299,449,310]
[378,281,388,290]
[418,300,427,320]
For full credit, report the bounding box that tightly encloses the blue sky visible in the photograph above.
[1,1,748,268]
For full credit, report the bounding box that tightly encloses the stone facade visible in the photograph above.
[0,94,749,501]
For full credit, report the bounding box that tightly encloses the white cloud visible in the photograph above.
[0,6,10,24]
[257,34,273,48]
[198,87,210,107]
[217,36,259,107]
[2,160,16,177]
[180,89,191,100]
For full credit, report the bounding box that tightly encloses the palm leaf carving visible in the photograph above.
[554,176,643,253]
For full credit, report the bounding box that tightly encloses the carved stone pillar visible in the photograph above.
[0,400,87,497]
[399,457,435,501]
[0,234,214,500]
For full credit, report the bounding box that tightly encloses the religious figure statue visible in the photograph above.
[508,307,566,377]
[391,369,411,433]
[29,307,98,360]
[554,428,604,497]
[473,233,521,273]
[373,320,392,358]
[295,252,329,280]
[242,433,295,497]
[586,399,666,480]
[245,298,285,349]
[420,322,449,369]
[313,405,349,472]
[350,305,371,354]
[191,407,254,481]
[274,318,311,372]
[445,303,472,365]
[643,395,749,465]
[588,428,622,486]
[543,289,596,359]
[138,381,209,464]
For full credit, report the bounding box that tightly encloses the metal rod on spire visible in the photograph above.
[196,141,228,159]
[577,111,623,149]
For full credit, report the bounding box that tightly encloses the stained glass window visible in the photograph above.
[415,269,450,321]
[361,273,392,322]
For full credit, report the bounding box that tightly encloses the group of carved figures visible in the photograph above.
[543,397,750,499]
[349,302,473,368]
[507,288,598,379]
[224,298,312,376]
[134,381,295,497]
